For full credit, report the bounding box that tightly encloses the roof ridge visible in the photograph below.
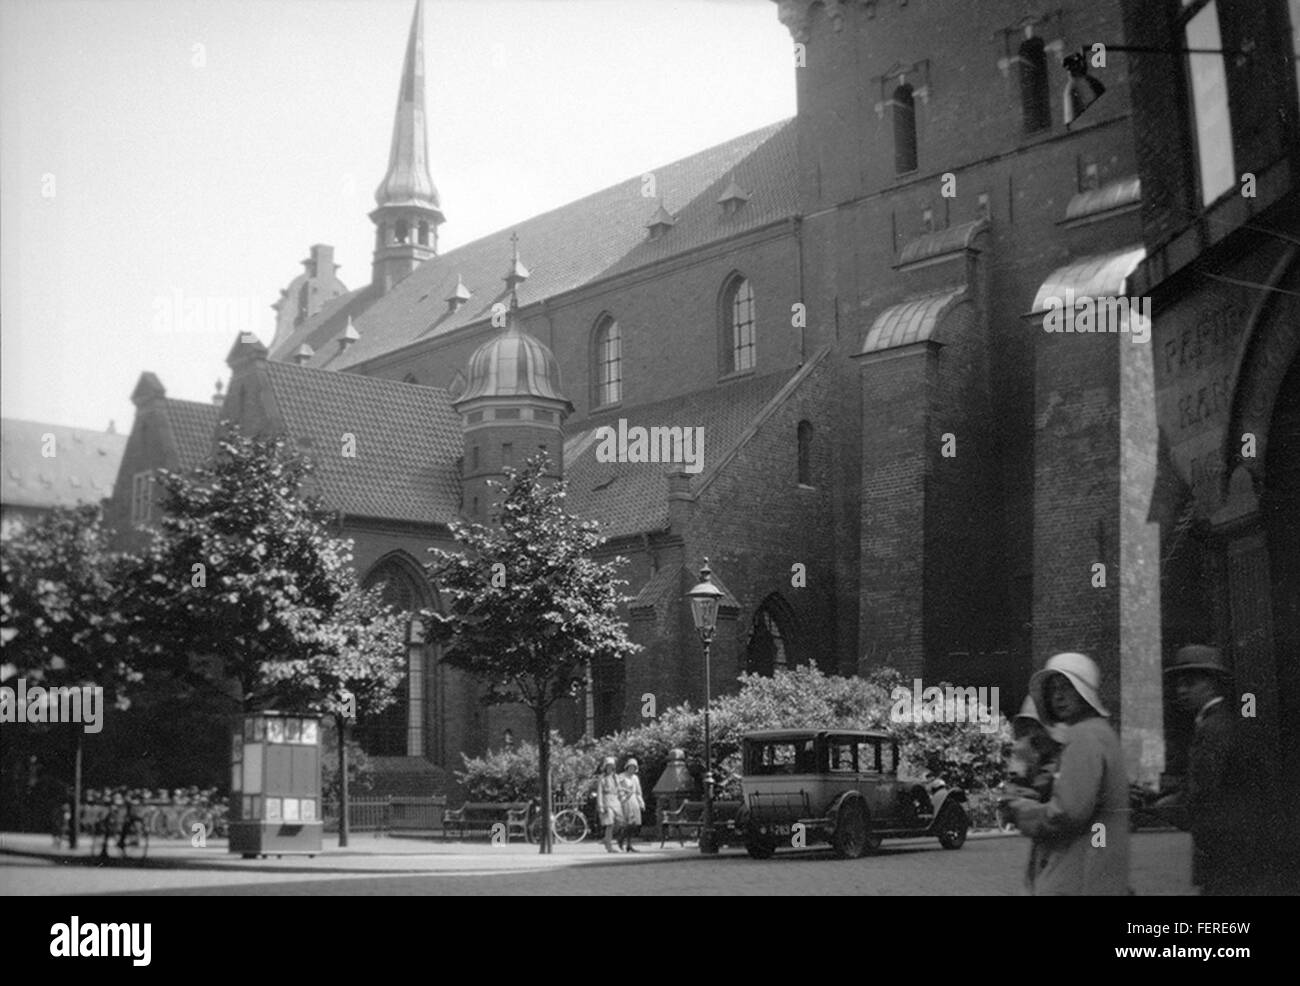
[431,118,794,265]
[265,360,454,400]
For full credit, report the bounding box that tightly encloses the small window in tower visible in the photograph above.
[893,83,918,174]
[797,420,814,486]
[502,443,513,467]
[297,281,309,324]
[472,446,480,471]
[418,221,430,246]
[472,495,479,516]
[130,471,155,525]
[1019,37,1051,133]
[395,219,409,244]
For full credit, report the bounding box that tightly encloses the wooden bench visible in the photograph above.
[658,800,742,846]
[441,801,532,842]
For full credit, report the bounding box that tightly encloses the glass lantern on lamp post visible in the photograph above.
[687,559,724,855]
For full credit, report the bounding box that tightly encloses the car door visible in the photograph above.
[857,738,898,827]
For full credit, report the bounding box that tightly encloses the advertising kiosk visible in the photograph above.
[228,711,324,858]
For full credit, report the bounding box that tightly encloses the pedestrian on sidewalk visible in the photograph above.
[1157,645,1267,895]
[617,758,645,852]
[1005,652,1130,896]
[597,757,623,853]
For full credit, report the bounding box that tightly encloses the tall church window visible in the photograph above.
[797,420,814,486]
[1019,37,1051,132]
[357,556,429,757]
[893,84,918,174]
[746,595,796,677]
[722,275,756,374]
[592,315,622,407]
[1181,0,1234,206]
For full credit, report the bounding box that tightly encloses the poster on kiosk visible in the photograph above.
[229,712,324,857]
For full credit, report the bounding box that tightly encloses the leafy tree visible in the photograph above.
[260,585,408,845]
[426,454,639,853]
[135,425,356,711]
[0,505,142,845]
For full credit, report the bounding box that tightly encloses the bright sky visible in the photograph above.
[0,0,795,433]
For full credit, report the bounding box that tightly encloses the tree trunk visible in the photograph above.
[337,713,350,848]
[536,706,552,855]
[69,728,83,851]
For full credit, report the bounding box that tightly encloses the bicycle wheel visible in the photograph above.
[120,818,149,860]
[178,806,210,840]
[553,808,588,844]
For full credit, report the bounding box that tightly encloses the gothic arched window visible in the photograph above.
[721,274,756,375]
[356,556,429,757]
[1019,37,1051,133]
[592,315,622,407]
[746,594,797,677]
[893,83,918,174]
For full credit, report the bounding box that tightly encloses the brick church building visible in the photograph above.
[114,0,1256,790]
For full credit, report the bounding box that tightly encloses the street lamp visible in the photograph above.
[686,559,724,855]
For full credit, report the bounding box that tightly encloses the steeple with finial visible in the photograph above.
[371,0,444,294]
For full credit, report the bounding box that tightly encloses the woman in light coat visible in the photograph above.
[1006,652,1131,896]
[596,757,623,853]
[617,758,645,852]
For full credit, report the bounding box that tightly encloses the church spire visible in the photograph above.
[371,0,444,292]
[375,0,442,216]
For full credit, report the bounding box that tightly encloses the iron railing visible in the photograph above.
[322,795,447,835]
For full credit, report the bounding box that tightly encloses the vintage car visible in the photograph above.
[736,728,970,859]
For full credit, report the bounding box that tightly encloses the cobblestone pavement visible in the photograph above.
[0,830,1197,896]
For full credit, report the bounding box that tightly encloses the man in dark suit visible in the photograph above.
[1160,645,1265,895]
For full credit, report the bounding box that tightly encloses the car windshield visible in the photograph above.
[746,738,817,775]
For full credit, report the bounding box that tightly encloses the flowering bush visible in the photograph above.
[459,665,1013,824]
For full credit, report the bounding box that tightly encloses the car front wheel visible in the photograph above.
[745,833,776,860]
[832,802,871,859]
[937,803,969,850]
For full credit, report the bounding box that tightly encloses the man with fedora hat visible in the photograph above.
[1159,644,1265,895]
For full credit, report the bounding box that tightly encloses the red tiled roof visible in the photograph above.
[262,362,462,525]
[1,418,127,511]
[270,118,798,370]
[562,368,798,539]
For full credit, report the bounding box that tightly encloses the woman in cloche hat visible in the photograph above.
[596,756,624,853]
[1006,652,1131,895]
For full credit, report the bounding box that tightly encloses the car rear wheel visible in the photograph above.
[937,803,968,850]
[832,802,871,859]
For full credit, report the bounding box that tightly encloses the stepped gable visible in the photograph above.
[262,361,461,525]
[562,367,797,539]
[270,118,797,371]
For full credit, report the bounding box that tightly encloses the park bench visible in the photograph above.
[658,799,742,847]
[441,801,532,842]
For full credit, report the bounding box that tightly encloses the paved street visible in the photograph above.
[0,830,1196,896]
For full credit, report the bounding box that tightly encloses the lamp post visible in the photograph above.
[687,559,724,855]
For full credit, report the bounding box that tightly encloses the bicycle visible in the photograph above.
[93,797,149,861]
[527,801,590,844]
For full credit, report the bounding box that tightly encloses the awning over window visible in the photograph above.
[860,285,967,355]
[1030,246,1146,313]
